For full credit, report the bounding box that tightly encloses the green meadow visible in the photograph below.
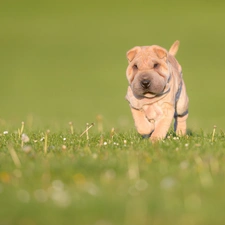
[1,0,225,224]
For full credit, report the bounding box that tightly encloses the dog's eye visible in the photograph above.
[153,63,159,69]
[133,64,138,70]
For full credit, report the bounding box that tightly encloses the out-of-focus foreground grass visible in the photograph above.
[1,129,225,225]
[0,0,225,130]
[1,2,225,224]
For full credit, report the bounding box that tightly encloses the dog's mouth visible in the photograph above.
[143,91,157,98]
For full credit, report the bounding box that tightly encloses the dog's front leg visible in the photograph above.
[150,104,175,141]
[130,107,154,137]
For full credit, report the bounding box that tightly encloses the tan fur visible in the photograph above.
[169,40,180,56]
[125,41,189,141]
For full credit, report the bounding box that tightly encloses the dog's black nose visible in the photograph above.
[141,79,150,88]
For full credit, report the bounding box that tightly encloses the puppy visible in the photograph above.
[125,41,189,141]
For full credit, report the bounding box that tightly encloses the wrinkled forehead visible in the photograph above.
[134,46,158,64]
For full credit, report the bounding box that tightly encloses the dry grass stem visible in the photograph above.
[212,125,217,142]
[110,127,115,140]
[69,122,74,135]
[44,130,50,154]
[80,123,95,139]
[18,121,25,139]
[7,144,21,168]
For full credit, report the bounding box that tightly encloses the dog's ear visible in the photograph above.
[154,47,168,59]
[169,40,180,56]
[126,47,140,62]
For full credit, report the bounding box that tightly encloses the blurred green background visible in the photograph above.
[0,0,225,131]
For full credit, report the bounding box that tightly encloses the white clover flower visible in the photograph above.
[3,131,8,135]
[173,137,179,140]
[21,133,30,143]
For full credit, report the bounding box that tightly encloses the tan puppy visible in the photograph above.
[125,41,189,141]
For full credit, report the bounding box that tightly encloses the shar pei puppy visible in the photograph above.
[125,41,189,141]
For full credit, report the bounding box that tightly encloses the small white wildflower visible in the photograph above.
[40,137,45,141]
[173,137,179,140]
[21,133,30,143]
[124,140,127,144]
[103,142,107,146]
[63,138,66,141]
[185,143,189,147]
[3,131,8,135]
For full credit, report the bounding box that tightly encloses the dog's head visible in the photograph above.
[126,41,179,98]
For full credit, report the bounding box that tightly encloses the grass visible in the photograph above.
[1,1,225,224]
[1,123,225,225]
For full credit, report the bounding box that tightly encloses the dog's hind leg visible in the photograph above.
[174,112,188,136]
[174,80,189,136]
